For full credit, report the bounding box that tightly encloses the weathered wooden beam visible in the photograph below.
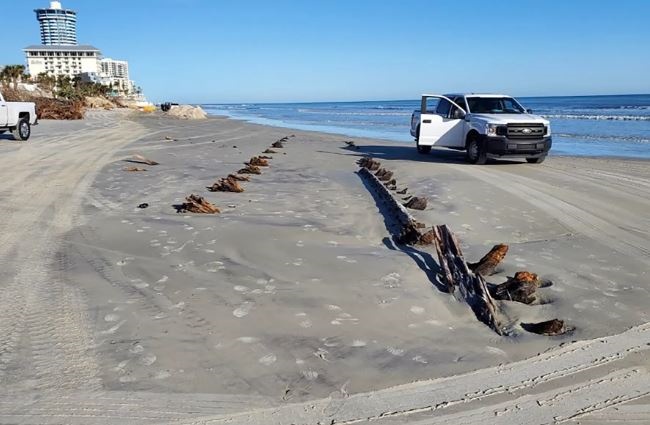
[358,165,432,246]
[432,224,503,335]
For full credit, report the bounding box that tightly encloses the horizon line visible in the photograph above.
[196,92,650,105]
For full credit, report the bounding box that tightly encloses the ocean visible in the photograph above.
[202,94,650,159]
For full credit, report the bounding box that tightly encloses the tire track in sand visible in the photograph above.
[0,113,149,395]
[447,165,650,264]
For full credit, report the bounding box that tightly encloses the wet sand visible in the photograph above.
[0,110,648,423]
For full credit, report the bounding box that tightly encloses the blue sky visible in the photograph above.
[3,0,650,103]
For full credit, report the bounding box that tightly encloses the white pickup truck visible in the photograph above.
[0,92,37,141]
[410,94,551,164]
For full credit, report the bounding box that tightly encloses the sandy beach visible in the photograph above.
[0,110,649,424]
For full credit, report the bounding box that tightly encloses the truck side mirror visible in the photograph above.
[452,109,465,119]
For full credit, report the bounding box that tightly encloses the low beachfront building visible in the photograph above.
[23,44,101,79]
[99,58,135,94]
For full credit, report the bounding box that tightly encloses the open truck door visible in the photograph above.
[417,95,466,150]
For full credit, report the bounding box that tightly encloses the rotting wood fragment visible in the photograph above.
[228,174,250,182]
[469,244,509,276]
[208,176,245,193]
[490,271,540,304]
[248,157,269,167]
[238,165,262,175]
[358,157,381,171]
[132,154,159,165]
[522,319,571,336]
[404,197,427,210]
[176,194,220,214]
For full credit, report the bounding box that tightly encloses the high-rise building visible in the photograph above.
[34,1,77,46]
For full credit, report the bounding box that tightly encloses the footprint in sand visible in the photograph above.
[236,336,259,344]
[412,355,428,364]
[206,261,225,272]
[302,370,319,381]
[139,353,157,366]
[104,314,120,322]
[381,273,401,288]
[299,320,313,328]
[132,279,149,289]
[119,375,137,383]
[116,257,134,266]
[258,354,277,366]
[233,302,254,318]
[154,370,171,380]
[410,306,425,315]
[101,320,126,334]
[486,346,507,357]
[386,347,405,356]
[233,285,249,293]
[326,304,342,311]
[129,344,145,354]
[351,339,367,347]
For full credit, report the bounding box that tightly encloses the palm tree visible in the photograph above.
[37,72,56,92]
[3,65,26,89]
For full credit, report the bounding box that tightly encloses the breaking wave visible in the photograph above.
[542,114,650,121]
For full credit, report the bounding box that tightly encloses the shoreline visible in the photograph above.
[203,111,650,161]
[1,110,649,422]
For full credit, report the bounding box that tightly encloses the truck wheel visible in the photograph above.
[466,135,487,164]
[526,156,546,164]
[417,141,431,154]
[12,118,31,141]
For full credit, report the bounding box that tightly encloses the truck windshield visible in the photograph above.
[467,97,525,114]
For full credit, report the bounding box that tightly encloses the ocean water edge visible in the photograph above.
[203,94,650,159]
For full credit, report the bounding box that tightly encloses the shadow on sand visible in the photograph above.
[356,171,448,293]
[342,144,524,166]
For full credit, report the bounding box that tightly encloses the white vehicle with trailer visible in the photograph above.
[410,94,551,164]
[0,92,37,141]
